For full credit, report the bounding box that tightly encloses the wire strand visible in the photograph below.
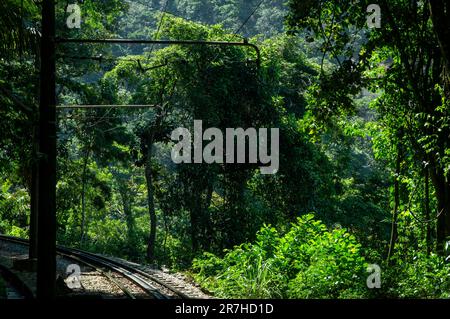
[234,0,265,36]
[208,0,265,67]
[147,0,169,56]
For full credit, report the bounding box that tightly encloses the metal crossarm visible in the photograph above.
[56,38,261,67]
[56,104,158,109]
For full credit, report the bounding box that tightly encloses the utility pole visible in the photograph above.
[37,0,56,299]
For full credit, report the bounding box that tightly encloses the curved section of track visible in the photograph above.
[65,247,191,299]
[0,235,189,299]
[0,262,34,299]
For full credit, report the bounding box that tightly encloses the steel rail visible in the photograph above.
[66,247,191,299]
[0,235,161,299]
[0,263,34,299]
[56,246,169,299]
[55,250,136,299]
[0,235,185,299]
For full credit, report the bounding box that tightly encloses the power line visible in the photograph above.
[208,0,265,67]
[56,54,129,63]
[57,54,170,73]
[235,0,265,36]
[132,0,197,24]
[57,104,158,109]
[148,0,169,55]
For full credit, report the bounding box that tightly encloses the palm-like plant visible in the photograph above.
[0,0,40,115]
[0,0,40,59]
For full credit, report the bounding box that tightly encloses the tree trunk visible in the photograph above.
[80,147,91,245]
[190,203,201,253]
[429,0,450,88]
[119,184,135,254]
[144,137,157,262]
[202,183,214,251]
[387,139,402,261]
[424,167,432,254]
[188,174,214,252]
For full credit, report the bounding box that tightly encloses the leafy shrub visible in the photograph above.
[193,243,286,298]
[286,226,367,298]
[193,214,367,298]
[0,180,30,237]
[8,225,29,238]
[385,252,450,298]
[380,209,450,298]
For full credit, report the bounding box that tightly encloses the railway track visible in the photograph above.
[0,235,191,299]
[0,262,34,299]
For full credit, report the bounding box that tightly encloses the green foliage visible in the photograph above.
[193,236,287,298]
[0,0,40,58]
[285,222,367,298]
[2,0,449,300]
[0,179,29,237]
[376,205,450,298]
[286,0,450,251]
[140,0,287,39]
[388,252,450,298]
[193,214,367,298]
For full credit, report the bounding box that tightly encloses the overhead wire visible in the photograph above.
[59,107,157,131]
[56,1,263,127]
[234,0,265,37]
[147,0,169,56]
[56,54,170,74]
[130,0,264,66]
[57,0,169,72]
[56,0,263,70]
[208,0,265,66]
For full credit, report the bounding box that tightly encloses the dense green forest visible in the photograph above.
[1,0,450,298]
